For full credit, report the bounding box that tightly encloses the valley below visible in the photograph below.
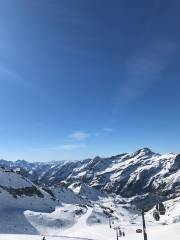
[0,148,179,240]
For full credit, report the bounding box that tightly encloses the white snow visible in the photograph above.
[0,214,179,240]
[22,197,180,240]
[0,235,90,240]
[0,151,179,240]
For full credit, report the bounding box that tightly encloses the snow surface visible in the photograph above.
[0,168,55,212]
[0,217,179,240]
[0,235,91,240]
[0,150,179,240]
[24,198,180,240]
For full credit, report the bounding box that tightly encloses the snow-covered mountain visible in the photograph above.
[0,159,66,184]
[0,167,56,211]
[0,167,57,234]
[0,148,180,207]
[0,149,179,239]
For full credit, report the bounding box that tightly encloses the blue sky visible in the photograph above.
[0,0,180,161]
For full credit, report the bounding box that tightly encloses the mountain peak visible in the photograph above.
[139,147,153,153]
[130,147,157,158]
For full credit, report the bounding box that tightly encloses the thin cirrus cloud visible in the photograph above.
[0,63,58,107]
[58,143,86,150]
[114,40,177,107]
[103,128,113,132]
[0,63,33,89]
[68,131,89,141]
[27,143,86,152]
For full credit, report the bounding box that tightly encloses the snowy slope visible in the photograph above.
[0,167,55,211]
[23,198,180,240]
[68,183,107,202]
[1,148,179,208]
[0,223,179,240]
[0,167,56,234]
[0,165,179,239]
[147,196,180,224]
[0,148,179,240]
[0,160,66,184]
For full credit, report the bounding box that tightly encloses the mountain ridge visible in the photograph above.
[0,148,179,208]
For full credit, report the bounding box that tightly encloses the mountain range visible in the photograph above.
[0,148,179,208]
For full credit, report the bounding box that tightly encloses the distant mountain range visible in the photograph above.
[0,148,179,207]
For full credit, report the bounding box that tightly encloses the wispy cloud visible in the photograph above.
[58,143,86,150]
[69,131,89,141]
[114,41,177,107]
[103,128,113,132]
[0,63,23,83]
[26,143,86,152]
[0,63,59,107]
[26,130,89,153]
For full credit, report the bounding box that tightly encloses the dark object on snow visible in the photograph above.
[156,202,166,215]
[42,237,46,240]
[153,210,160,221]
[136,228,142,233]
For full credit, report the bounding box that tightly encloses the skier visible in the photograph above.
[42,237,46,240]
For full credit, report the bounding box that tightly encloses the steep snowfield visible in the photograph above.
[0,168,55,211]
[0,168,55,234]
[165,197,180,223]
[52,186,89,205]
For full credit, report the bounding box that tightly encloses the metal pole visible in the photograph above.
[142,209,148,240]
[109,216,112,228]
[119,228,121,237]
[116,228,119,240]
